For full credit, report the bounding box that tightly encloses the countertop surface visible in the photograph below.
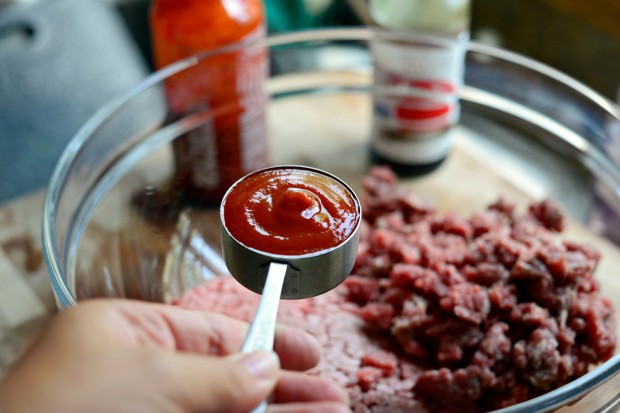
[0,190,54,379]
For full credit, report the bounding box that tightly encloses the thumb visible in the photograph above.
[166,350,280,413]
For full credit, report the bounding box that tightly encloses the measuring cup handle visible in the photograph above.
[241,261,288,353]
[241,262,288,413]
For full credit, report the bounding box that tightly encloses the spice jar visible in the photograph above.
[150,0,269,205]
[369,0,471,175]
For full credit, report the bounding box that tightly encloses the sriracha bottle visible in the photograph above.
[150,0,269,205]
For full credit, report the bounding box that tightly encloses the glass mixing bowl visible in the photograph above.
[42,28,620,412]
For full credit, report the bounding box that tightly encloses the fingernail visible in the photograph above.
[237,351,280,380]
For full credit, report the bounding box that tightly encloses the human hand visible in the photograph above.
[0,299,350,413]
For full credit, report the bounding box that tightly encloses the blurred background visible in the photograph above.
[0,0,619,204]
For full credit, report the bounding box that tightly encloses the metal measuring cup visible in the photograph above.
[219,165,361,413]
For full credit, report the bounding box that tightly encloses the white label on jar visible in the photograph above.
[371,33,467,164]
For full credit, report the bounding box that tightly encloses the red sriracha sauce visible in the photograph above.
[222,168,360,256]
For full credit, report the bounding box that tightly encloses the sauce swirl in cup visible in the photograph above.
[222,167,360,255]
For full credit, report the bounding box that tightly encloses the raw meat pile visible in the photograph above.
[175,167,617,413]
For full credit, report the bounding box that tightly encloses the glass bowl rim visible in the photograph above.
[41,27,620,413]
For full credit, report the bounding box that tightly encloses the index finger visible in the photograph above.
[80,299,321,371]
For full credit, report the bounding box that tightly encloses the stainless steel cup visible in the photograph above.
[219,165,361,299]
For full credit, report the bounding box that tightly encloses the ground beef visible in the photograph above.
[175,277,425,412]
[175,166,617,413]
